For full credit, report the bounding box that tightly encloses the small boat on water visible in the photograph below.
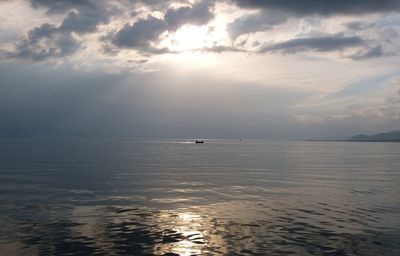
[195,140,204,144]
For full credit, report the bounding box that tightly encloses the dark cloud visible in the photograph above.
[29,0,191,12]
[128,0,189,10]
[259,35,364,54]
[30,0,94,14]
[28,0,113,35]
[227,1,395,41]
[345,21,375,31]
[7,21,80,61]
[199,45,246,53]
[7,32,80,61]
[207,33,372,57]
[3,0,215,59]
[112,16,167,50]
[228,11,289,40]
[59,8,109,34]
[350,45,384,60]
[232,0,400,15]
[6,1,112,61]
[164,0,214,30]
[3,0,395,60]
[32,0,112,34]
[27,23,57,43]
[111,1,214,53]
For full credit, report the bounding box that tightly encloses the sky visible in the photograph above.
[0,0,399,139]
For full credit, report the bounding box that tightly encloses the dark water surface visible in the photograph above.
[0,139,399,255]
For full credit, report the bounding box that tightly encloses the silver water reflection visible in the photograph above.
[0,139,399,255]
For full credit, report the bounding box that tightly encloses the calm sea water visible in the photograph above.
[0,138,399,256]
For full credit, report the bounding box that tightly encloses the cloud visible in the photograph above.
[7,32,80,61]
[112,16,168,50]
[110,0,215,53]
[1,0,398,62]
[164,0,214,30]
[231,0,400,16]
[227,10,289,40]
[5,1,111,61]
[59,8,109,34]
[2,0,216,60]
[345,21,375,31]
[27,23,58,43]
[259,35,364,54]
[30,0,94,14]
[350,45,384,60]
[199,45,246,53]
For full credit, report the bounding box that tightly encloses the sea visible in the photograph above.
[0,138,399,255]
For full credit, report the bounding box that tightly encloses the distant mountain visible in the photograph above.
[349,130,400,142]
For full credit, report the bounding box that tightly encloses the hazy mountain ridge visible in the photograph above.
[350,130,400,142]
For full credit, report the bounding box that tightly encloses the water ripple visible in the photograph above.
[0,139,399,255]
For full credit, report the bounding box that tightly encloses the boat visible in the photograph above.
[195,140,204,144]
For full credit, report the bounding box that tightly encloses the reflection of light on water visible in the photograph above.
[172,213,205,255]
[154,211,226,256]
[59,206,228,255]
[178,212,202,223]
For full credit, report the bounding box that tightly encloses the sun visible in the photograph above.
[167,25,211,51]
